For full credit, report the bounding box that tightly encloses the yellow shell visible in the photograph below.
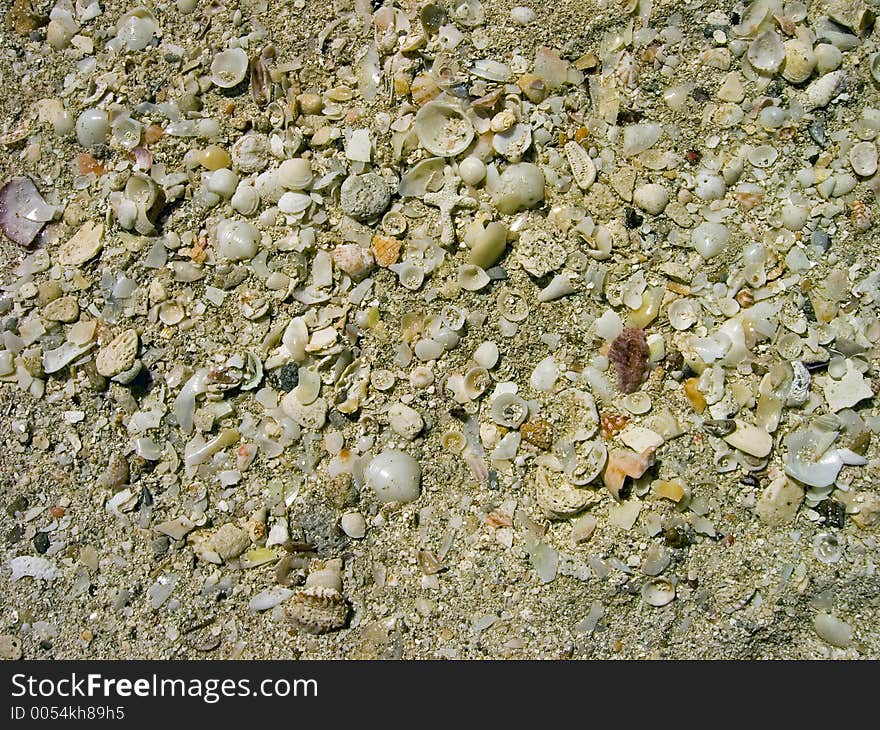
[95,329,139,377]
[286,585,350,634]
[372,234,401,267]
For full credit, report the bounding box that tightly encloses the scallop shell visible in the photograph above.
[285,585,350,634]
[95,329,139,378]
[212,48,249,89]
[564,141,597,191]
[414,101,475,157]
[535,466,599,519]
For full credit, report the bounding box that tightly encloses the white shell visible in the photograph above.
[632,183,669,215]
[211,48,249,89]
[564,142,596,191]
[747,30,785,74]
[668,298,697,330]
[277,158,313,190]
[95,329,139,378]
[216,219,259,260]
[75,108,109,148]
[364,449,421,503]
[389,260,425,290]
[457,264,490,291]
[414,101,475,157]
[849,141,878,177]
[490,391,529,428]
[492,123,532,161]
[231,183,260,215]
[458,156,487,186]
[801,70,846,111]
[206,168,239,199]
[641,577,676,606]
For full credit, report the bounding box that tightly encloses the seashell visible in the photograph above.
[410,73,441,105]
[58,220,103,267]
[471,59,512,82]
[0,177,57,248]
[206,168,239,199]
[538,273,578,302]
[231,183,260,216]
[95,329,139,378]
[492,123,532,162]
[414,101,475,158]
[828,0,875,35]
[781,39,816,84]
[667,298,697,330]
[457,264,490,291]
[75,108,109,148]
[216,219,260,261]
[389,260,425,290]
[632,183,669,215]
[277,158,313,190]
[559,439,608,486]
[286,585,350,634]
[490,391,529,428]
[813,612,853,648]
[211,48,249,89]
[535,466,599,519]
[335,359,370,414]
[496,288,529,322]
[458,156,487,186]
[848,141,878,177]
[521,420,553,450]
[691,221,730,258]
[463,366,491,400]
[114,8,159,51]
[332,244,375,281]
[748,144,778,168]
[372,234,402,267]
[441,430,467,453]
[800,70,847,111]
[871,52,880,86]
[641,576,675,606]
[231,132,271,174]
[492,162,545,214]
[339,172,391,221]
[747,30,785,74]
[278,191,311,215]
[723,420,773,458]
[603,447,655,500]
[564,142,597,191]
[466,220,507,269]
[622,123,661,157]
[364,449,421,503]
[621,392,651,415]
[398,157,446,198]
[473,341,499,369]
[608,327,649,394]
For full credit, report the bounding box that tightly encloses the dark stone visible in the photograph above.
[816,499,846,529]
[624,207,643,229]
[808,120,827,147]
[487,470,500,490]
[7,494,28,517]
[275,363,299,391]
[664,526,691,549]
[33,531,49,554]
[691,87,710,103]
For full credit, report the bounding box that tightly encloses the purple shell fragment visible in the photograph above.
[0,177,56,247]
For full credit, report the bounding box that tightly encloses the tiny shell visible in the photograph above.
[211,48,249,89]
[490,391,529,428]
[457,264,490,291]
[372,234,402,266]
[641,576,675,606]
[608,327,649,394]
[332,243,375,281]
[286,585,350,634]
[800,70,846,111]
[95,329,139,378]
[535,467,598,519]
[849,141,878,177]
[564,141,596,191]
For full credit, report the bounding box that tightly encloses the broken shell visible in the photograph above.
[668,298,697,330]
[496,289,529,322]
[0,177,57,248]
[536,466,599,519]
[560,439,608,486]
[492,123,532,162]
[389,260,425,290]
[211,48,249,89]
[414,101,475,157]
[641,576,675,606]
[95,329,139,378]
[603,447,654,500]
[457,264,490,291]
[463,366,491,399]
[723,420,773,458]
[564,141,596,191]
[216,219,260,261]
[490,391,529,428]
[286,585,350,634]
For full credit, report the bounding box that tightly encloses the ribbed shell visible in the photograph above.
[564,141,597,191]
[286,586,350,634]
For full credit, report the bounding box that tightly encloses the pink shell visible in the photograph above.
[608,327,649,394]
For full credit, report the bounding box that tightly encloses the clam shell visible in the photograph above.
[286,585,350,634]
[95,329,139,378]
[212,48,249,89]
[641,577,676,606]
[414,101,474,157]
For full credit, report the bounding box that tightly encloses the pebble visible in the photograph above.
[209,523,251,561]
[633,183,669,215]
[339,172,391,221]
[387,402,424,440]
[813,613,853,648]
[755,476,804,526]
[340,511,366,539]
[364,449,421,503]
[0,634,23,660]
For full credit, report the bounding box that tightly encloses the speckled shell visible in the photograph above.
[800,70,846,111]
[535,467,598,519]
[372,234,402,266]
[286,585,350,634]
[564,141,597,191]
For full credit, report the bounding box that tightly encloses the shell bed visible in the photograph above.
[0,0,879,660]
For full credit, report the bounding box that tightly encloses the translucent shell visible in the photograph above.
[414,101,475,157]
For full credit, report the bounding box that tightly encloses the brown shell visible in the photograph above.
[286,585,350,634]
[608,327,648,394]
[372,234,401,267]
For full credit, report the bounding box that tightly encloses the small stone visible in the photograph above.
[42,295,79,322]
[387,402,424,440]
[340,172,391,221]
[755,476,804,526]
[33,531,49,554]
[209,523,251,562]
[571,514,597,544]
[521,420,553,450]
[58,221,104,267]
[154,516,196,540]
[340,511,366,539]
[95,329,139,378]
[0,634,23,660]
[813,613,853,648]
